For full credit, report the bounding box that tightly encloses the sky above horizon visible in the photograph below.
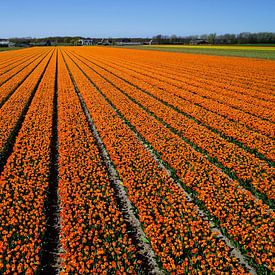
[1,0,274,38]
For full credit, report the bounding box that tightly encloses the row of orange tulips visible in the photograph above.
[64,48,274,273]
[129,60,274,120]
[71,52,274,201]
[63,50,250,274]
[0,50,53,163]
[0,49,42,75]
[81,48,274,121]
[81,51,274,160]
[57,51,142,274]
[92,47,274,102]
[0,49,47,86]
[81,48,274,137]
[0,49,51,106]
[0,50,57,274]
[0,48,39,67]
[1,46,273,274]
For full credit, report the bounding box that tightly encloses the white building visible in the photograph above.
[78,39,94,46]
[0,40,15,47]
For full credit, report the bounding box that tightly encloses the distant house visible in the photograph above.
[190,39,209,45]
[39,40,52,46]
[30,40,51,47]
[9,42,16,47]
[114,38,142,46]
[0,40,15,47]
[15,41,31,47]
[78,39,94,46]
[148,39,157,45]
[97,39,111,46]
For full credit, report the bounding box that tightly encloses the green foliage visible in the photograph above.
[124,45,275,60]
[0,47,20,52]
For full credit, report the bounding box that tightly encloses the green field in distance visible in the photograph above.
[119,44,275,60]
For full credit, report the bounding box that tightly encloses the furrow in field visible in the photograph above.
[0,49,51,107]
[65,49,275,273]
[63,49,252,274]
[0,50,56,274]
[0,50,54,171]
[68,50,275,203]
[39,50,60,274]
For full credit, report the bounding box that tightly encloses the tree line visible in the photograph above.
[4,32,275,45]
[152,32,275,44]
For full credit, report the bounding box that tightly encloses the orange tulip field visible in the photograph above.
[0,46,274,274]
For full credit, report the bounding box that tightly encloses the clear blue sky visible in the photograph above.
[1,0,274,38]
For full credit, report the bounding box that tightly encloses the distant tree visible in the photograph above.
[170,34,178,43]
[153,34,162,44]
[237,32,250,44]
[64,37,71,44]
[200,34,208,40]
[70,39,77,45]
[208,33,216,44]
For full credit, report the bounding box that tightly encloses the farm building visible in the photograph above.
[78,39,94,46]
[115,38,142,46]
[115,41,143,46]
[15,42,31,47]
[0,40,15,47]
[32,40,52,46]
[190,39,209,45]
[143,39,157,45]
[97,39,112,46]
